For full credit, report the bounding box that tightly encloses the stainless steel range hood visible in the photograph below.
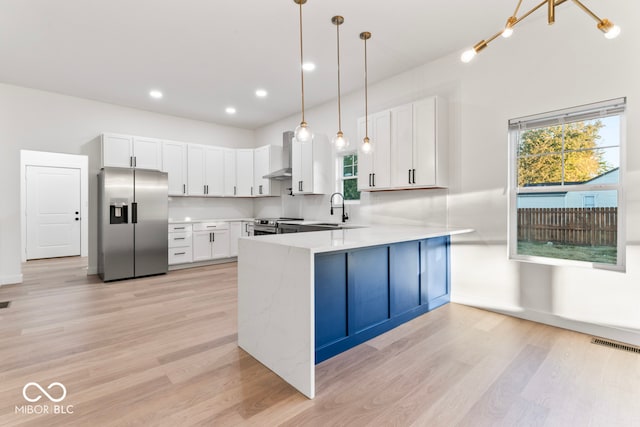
[263,131,293,181]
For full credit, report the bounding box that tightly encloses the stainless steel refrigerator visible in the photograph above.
[98,167,168,281]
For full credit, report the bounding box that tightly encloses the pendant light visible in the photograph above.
[331,16,349,151]
[293,0,312,143]
[360,31,372,154]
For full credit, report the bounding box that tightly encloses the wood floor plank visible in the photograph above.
[0,257,637,427]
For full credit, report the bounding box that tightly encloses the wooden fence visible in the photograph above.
[518,207,617,246]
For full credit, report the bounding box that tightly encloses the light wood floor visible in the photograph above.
[0,257,638,426]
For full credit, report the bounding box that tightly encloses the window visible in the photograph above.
[509,98,625,269]
[340,153,360,201]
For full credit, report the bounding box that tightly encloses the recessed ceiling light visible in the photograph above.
[302,62,316,71]
[149,90,163,99]
[226,107,237,114]
[255,89,268,98]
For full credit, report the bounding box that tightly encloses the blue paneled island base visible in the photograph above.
[315,236,450,363]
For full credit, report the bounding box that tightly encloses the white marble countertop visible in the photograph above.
[241,224,473,253]
[276,220,366,229]
[169,217,254,224]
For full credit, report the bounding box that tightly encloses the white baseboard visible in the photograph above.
[168,257,237,271]
[0,274,24,286]
[452,294,640,347]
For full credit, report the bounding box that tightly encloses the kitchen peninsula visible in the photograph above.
[237,225,473,398]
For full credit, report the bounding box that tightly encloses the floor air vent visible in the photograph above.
[0,301,10,309]
[591,337,640,354]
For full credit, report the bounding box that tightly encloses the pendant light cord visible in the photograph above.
[336,22,342,132]
[364,35,369,140]
[299,1,305,123]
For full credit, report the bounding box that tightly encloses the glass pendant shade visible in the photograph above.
[332,131,349,151]
[294,122,312,142]
[361,137,372,154]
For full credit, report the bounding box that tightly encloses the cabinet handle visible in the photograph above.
[183,184,186,194]
[412,169,416,184]
[206,225,217,228]
[259,184,263,195]
[134,156,137,167]
[212,233,215,242]
[234,186,237,196]
[174,237,185,240]
[130,156,133,168]
[372,173,376,187]
[174,226,185,230]
[409,169,412,184]
[209,233,212,242]
[251,187,253,196]
[174,252,186,256]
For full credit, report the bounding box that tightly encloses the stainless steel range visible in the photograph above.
[253,217,303,235]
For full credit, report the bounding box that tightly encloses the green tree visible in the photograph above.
[518,120,607,186]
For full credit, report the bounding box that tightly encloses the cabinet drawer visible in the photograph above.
[193,222,229,231]
[169,223,193,232]
[168,246,193,265]
[169,232,192,248]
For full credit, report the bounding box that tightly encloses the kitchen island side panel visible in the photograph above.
[237,239,315,398]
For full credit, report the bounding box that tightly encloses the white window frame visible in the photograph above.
[508,98,626,271]
[336,151,360,204]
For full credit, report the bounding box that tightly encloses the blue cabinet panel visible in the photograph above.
[315,253,348,349]
[389,241,421,316]
[348,246,390,333]
[421,236,450,310]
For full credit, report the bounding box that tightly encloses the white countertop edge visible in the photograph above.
[241,226,474,254]
[169,218,255,224]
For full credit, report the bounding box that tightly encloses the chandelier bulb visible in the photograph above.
[461,48,477,63]
[332,131,349,150]
[361,137,372,154]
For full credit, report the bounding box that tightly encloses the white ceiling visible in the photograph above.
[0,0,515,129]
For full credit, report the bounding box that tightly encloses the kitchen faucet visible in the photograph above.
[330,192,349,223]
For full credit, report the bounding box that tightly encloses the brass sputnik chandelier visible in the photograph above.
[461,0,621,63]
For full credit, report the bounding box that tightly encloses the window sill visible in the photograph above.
[509,253,625,273]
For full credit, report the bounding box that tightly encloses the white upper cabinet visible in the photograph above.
[236,149,254,197]
[187,144,225,197]
[162,140,188,196]
[102,133,133,168]
[357,110,391,191]
[102,133,162,170]
[133,136,162,170]
[292,134,332,195]
[253,145,280,197]
[187,144,206,196]
[359,96,447,191]
[223,149,237,197]
[204,146,224,196]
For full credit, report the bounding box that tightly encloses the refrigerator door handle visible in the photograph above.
[131,202,138,224]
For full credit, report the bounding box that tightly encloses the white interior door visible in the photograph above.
[26,166,81,259]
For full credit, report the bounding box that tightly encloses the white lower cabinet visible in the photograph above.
[168,224,193,265]
[192,222,230,261]
[229,221,242,256]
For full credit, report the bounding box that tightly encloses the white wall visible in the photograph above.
[0,84,254,283]
[255,1,640,344]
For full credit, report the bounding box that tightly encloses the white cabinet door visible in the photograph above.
[229,222,241,256]
[412,97,437,186]
[133,137,162,170]
[292,140,313,194]
[391,104,414,187]
[192,231,213,261]
[223,149,237,197]
[253,145,270,197]
[187,144,206,196]
[205,147,224,196]
[162,141,188,196]
[211,230,230,259]
[236,149,254,197]
[241,221,253,237]
[371,110,391,189]
[102,134,133,168]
